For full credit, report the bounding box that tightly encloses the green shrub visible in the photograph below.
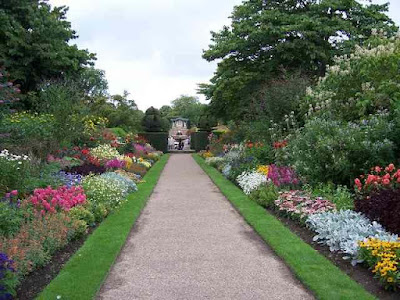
[69,206,95,226]
[191,131,209,152]
[301,34,400,122]
[0,150,33,194]
[304,183,354,211]
[139,132,168,153]
[141,107,165,132]
[286,113,396,186]
[249,184,279,208]
[91,203,108,222]
[24,162,63,193]
[34,80,87,147]
[243,144,274,165]
[0,112,58,158]
[0,202,23,237]
[70,220,88,239]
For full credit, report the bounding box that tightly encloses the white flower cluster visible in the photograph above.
[90,144,122,161]
[0,149,29,161]
[83,174,129,209]
[236,171,267,195]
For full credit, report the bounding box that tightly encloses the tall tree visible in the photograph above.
[169,95,206,126]
[0,0,95,104]
[200,0,397,121]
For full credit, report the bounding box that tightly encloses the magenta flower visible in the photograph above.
[29,185,86,214]
[105,159,126,169]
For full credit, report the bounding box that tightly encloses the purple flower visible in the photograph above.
[268,165,300,187]
[0,252,15,299]
[105,159,126,169]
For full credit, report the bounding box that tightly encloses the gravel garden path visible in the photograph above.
[97,154,314,300]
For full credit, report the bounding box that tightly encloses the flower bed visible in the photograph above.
[0,140,162,298]
[199,142,400,292]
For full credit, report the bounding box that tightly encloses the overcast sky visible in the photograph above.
[49,0,399,111]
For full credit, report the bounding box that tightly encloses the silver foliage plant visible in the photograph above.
[306,210,398,265]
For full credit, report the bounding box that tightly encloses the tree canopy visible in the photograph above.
[200,0,397,121]
[160,95,206,127]
[0,0,95,103]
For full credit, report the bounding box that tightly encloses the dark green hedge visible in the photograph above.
[191,131,209,152]
[139,132,168,153]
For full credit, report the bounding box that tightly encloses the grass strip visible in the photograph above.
[193,154,375,300]
[37,154,170,300]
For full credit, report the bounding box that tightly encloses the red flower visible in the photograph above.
[355,178,362,188]
[385,163,395,173]
[81,149,90,156]
[374,166,382,173]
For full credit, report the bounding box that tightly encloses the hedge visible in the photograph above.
[191,131,209,152]
[139,132,168,153]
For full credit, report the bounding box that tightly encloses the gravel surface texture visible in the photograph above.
[97,154,314,300]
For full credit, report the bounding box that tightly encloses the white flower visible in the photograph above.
[236,171,268,195]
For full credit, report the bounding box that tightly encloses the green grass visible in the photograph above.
[193,154,376,300]
[37,154,169,300]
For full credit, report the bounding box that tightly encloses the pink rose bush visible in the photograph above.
[29,186,86,214]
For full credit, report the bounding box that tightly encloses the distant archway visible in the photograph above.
[169,117,190,151]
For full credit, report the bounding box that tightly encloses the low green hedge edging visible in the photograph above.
[193,154,375,300]
[37,154,170,300]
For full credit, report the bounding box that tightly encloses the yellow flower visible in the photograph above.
[257,165,269,176]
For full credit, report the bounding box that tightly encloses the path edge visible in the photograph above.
[36,154,170,300]
[192,154,376,300]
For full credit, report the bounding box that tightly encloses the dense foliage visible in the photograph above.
[200,0,397,121]
[0,0,95,99]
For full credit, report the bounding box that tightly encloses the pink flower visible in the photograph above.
[10,190,18,196]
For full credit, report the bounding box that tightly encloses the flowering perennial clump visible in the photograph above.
[56,171,82,188]
[0,150,29,162]
[201,151,214,159]
[137,157,151,169]
[114,169,142,183]
[90,144,121,161]
[267,164,299,187]
[83,175,129,209]
[275,190,336,220]
[354,163,400,234]
[105,158,126,169]
[359,238,400,290]
[100,172,137,193]
[236,171,267,195]
[355,163,400,192]
[0,252,16,299]
[29,186,86,214]
[257,165,269,176]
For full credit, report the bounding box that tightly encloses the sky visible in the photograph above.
[49,0,400,111]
